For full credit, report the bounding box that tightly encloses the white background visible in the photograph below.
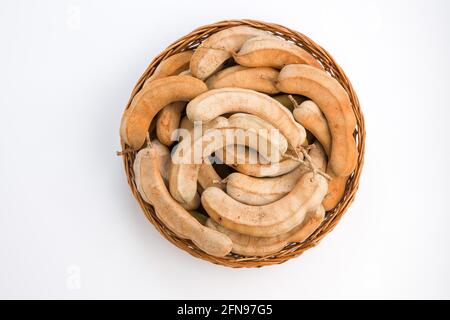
[1,0,449,299]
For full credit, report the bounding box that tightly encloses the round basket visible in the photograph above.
[119,19,365,268]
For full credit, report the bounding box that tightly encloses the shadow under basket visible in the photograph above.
[119,19,365,268]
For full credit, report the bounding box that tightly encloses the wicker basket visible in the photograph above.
[119,19,365,268]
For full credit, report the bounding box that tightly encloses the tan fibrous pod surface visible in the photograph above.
[168,117,230,205]
[186,88,307,149]
[216,147,301,178]
[143,51,193,87]
[201,172,328,237]
[133,145,232,257]
[206,66,279,94]
[233,36,323,70]
[124,24,361,260]
[198,163,225,191]
[120,75,207,149]
[292,100,351,210]
[169,125,288,206]
[190,26,272,80]
[277,64,357,177]
[206,205,325,256]
[226,142,327,205]
[135,139,170,200]
[293,100,332,156]
[155,101,186,146]
[227,112,288,157]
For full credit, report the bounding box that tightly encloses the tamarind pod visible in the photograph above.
[179,191,201,210]
[128,137,196,211]
[277,64,357,177]
[190,26,272,80]
[134,138,193,208]
[178,116,229,144]
[155,101,186,146]
[221,154,301,177]
[201,172,328,237]
[186,88,307,149]
[153,67,195,146]
[226,113,288,159]
[143,51,193,87]
[206,206,325,256]
[133,145,232,257]
[225,167,305,205]
[120,76,208,149]
[206,66,279,94]
[233,36,322,70]
[168,117,229,205]
[198,163,225,191]
[169,127,285,205]
[308,141,328,171]
[174,117,227,197]
[147,139,171,186]
[323,175,349,211]
[226,142,327,205]
[293,100,331,156]
[291,99,350,209]
[215,145,300,178]
[205,65,246,84]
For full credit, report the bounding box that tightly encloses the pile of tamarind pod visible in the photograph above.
[120,25,358,258]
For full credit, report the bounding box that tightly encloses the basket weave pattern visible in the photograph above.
[120,19,365,268]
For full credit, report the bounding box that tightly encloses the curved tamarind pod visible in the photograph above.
[216,148,301,177]
[272,94,308,111]
[148,139,171,186]
[323,175,349,211]
[133,145,232,257]
[206,66,279,94]
[133,138,191,207]
[186,88,307,149]
[120,76,208,149]
[226,142,327,205]
[201,172,328,237]
[153,68,192,146]
[198,163,225,191]
[168,117,230,205]
[308,142,328,171]
[143,51,193,87]
[155,101,186,146]
[190,26,271,80]
[179,191,201,210]
[169,126,285,205]
[233,36,322,70]
[293,100,331,156]
[178,116,229,143]
[277,64,357,176]
[206,206,325,256]
[227,113,288,158]
[205,65,244,84]
[291,100,349,209]
[131,138,196,210]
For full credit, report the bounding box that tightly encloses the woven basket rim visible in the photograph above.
[120,19,365,268]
